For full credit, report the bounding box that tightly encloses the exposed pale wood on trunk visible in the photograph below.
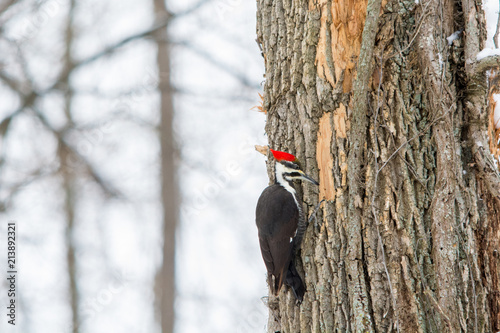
[317,113,335,202]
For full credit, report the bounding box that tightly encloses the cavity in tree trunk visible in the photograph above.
[256,0,500,332]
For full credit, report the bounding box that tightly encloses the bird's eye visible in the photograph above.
[283,161,301,170]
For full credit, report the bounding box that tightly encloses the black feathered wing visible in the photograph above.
[256,184,300,295]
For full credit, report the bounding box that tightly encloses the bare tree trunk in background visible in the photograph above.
[257,0,500,332]
[61,1,79,332]
[61,152,79,333]
[154,0,178,332]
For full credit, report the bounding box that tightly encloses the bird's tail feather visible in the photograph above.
[285,258,305,303]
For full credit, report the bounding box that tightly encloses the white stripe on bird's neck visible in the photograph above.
[275,162,301,210]
[275,162,296,194]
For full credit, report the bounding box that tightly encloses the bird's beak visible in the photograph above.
[298,170,319,185]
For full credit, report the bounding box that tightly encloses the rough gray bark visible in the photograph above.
[154,0,179,332]
[256,0,500,332]
[345,0,382,330]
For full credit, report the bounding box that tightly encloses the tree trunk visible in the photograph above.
[154,0,179,332]
[256,0,500,332]
[61,1,80,332]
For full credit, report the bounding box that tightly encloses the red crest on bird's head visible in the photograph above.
[270,149,297,162]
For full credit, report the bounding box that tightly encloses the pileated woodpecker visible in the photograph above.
[256,149,319,303]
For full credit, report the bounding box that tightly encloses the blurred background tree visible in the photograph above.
[0,0,268,332]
